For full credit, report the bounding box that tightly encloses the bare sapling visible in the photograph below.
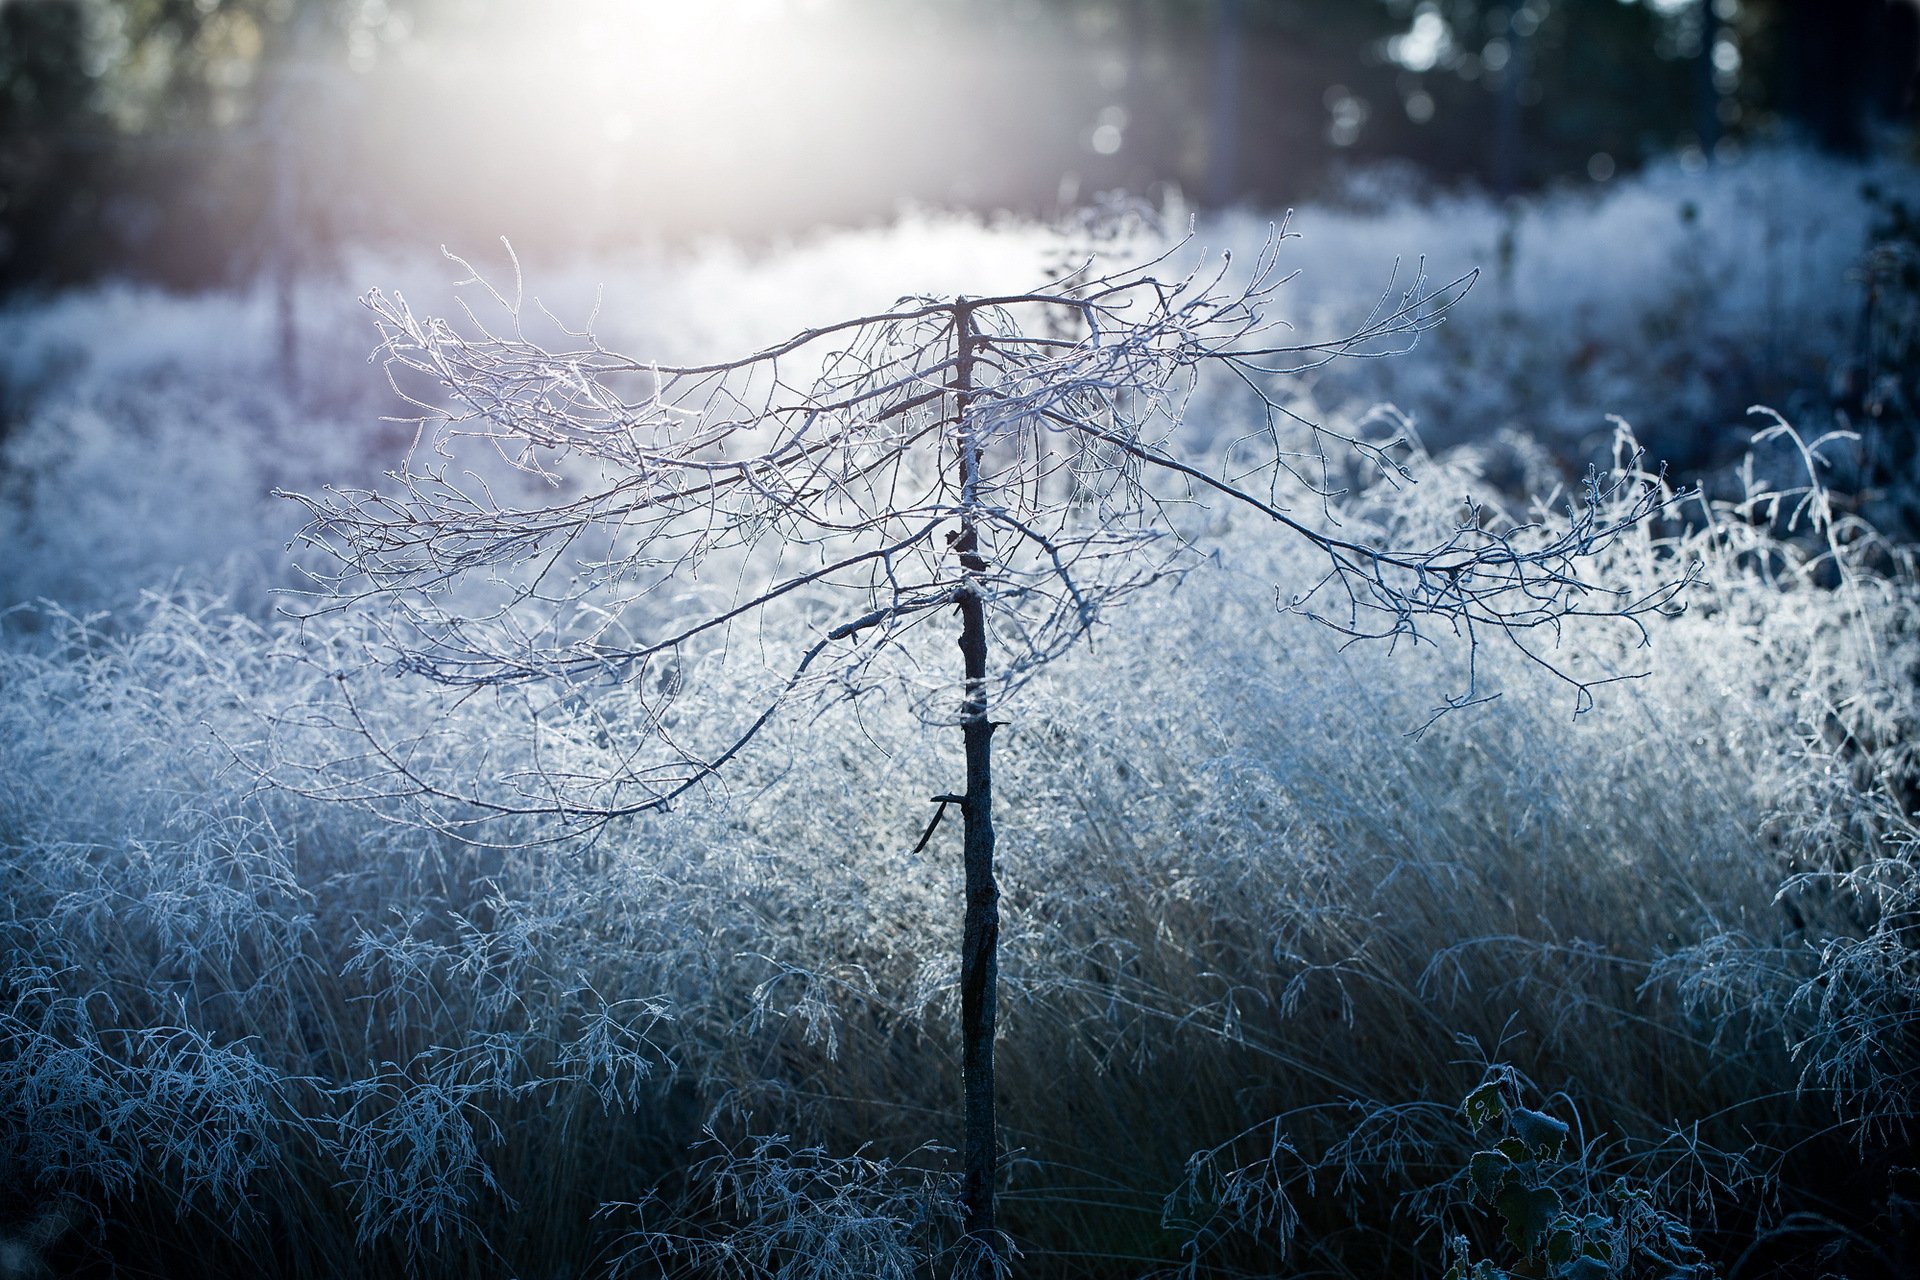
[282,222,1689,1273]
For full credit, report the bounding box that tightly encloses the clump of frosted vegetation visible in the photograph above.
[603,1132,966,1280]
[2,414,1914,1275]
[1259,149,1920,463]
[0,147,1915,1276]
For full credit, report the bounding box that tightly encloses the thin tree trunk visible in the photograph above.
[951,302,1002,1275]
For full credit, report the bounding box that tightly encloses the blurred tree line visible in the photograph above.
[1,0,1915,290]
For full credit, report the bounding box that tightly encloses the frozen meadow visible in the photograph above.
[1,149,1917,1278]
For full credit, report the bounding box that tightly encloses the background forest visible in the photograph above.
[4,0,1918,282]
[2,3,1919,1278]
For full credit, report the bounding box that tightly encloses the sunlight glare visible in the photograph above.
[391,0,900,237]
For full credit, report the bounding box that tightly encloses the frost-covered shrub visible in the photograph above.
[1228,149,1920,469]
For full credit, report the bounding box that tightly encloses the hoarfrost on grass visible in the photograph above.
[0,146,1914,1276]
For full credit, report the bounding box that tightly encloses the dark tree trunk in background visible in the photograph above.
[1781,0,1884,154]
[1492,17,1528,197]
[1880,0,1920,120]
[1696,0,1724,155]
[268,113,301,395]
[951,304,1003,1278]
[265,9,325,397]
[1207,0,1244,206]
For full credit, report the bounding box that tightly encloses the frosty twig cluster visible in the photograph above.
[281,232,1679,826]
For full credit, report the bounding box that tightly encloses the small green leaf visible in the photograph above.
[1497,1185,1561,1256]
[1465,1081,1507,1130]
[1547,1226,1577,1264]
[1581,1238,1613,1262]
[1557,1255,1610,1280]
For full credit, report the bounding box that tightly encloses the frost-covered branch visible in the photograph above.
[278,230,1681,827]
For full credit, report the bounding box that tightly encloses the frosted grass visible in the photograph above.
[0,146,1914,1277]
[2,426,1913,1274]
